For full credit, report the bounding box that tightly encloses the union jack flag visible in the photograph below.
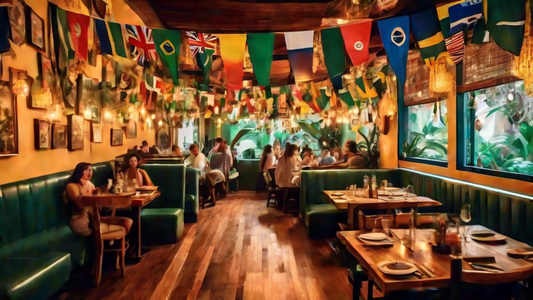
[186,31,218,57]
[126,25,157,66]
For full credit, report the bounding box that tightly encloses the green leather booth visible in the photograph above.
[233,159,259,190]
[185,168,200,223]
[139,164,186,244]
[300,168,533,245]
[0,162,114,300]
[300,169,403,239]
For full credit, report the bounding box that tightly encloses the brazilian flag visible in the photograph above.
[153,29,181,85]
[410,8,448,66]
[486,0,526,56]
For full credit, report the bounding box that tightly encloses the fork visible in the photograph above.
[409,257,435,278]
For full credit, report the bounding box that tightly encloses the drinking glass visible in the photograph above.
[382,219,391,236]
[460,204,472,242]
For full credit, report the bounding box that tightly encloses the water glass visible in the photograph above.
[382,219,391,235]
[381,179,388,189]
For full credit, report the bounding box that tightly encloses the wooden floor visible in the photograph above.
[58,191,352,300]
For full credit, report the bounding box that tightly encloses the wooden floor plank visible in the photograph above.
[58,192,351,300]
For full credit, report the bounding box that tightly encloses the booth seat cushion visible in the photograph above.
[303,204,347,239]
[141,208,184,245]
[0,252,71,300]
[184,167,200,223]
[140,164,186,209]
[184,194,198,223]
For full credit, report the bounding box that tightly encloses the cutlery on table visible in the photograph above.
[467,262,503,273]
[409,257,436,278]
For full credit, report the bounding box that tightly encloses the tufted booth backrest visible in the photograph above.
[0,162,114,250]
[139,164,186,209]
[300,169,403,216]
[400,169,533,245]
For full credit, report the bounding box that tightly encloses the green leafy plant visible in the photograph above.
[357,125,380,169]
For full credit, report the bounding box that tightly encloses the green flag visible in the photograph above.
[247,33,275,87]
[198,48,214,85]
[107,22,128,58]
[153,29,181,85]
[321,28,347,90]
[338,89,355,108]
[486,0,526,55]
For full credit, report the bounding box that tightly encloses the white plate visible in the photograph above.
[357,236,394,246]
[378,261,417,276]
[359,232,388,241]
[471,234,506,242]
[383,187,402,191]
[331,192,345,197]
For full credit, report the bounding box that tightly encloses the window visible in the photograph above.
[402,100,448,162]
[465,81,533,176]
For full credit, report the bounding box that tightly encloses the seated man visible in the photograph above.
[184,144,209,175]
[208,137,233,167]
[318,149,336,166]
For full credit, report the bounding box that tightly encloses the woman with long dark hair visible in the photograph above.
[256,145,275,191]
[64,163,133,236]
[124,154,153,186]
[275,144,300,187]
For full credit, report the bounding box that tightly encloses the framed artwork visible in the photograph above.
[29,53,54,110]
[61,63,79,115]
[10,68,33,108]
[91,106,101,123]
[156,123,171,154]
[91,123,102,143]
[67,114,84,151]
[25,5,45,52]
[51,123,67,149]
[110,128,124,146]
[34,119,50,149]
[8,0,25,46]
[77,75,101,119]
[0,80,18,156]
[125,118,137,138]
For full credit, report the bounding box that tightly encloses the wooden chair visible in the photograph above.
[264,170,283,207]
[82,195,133,287]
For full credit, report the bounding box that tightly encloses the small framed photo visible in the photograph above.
[110,128,123,146]
[34,119,50,149]
[51,123,67,149]
[125,119,137,138]
[68,114,84,151]
[91,123,103,143]
[25,5,45,52]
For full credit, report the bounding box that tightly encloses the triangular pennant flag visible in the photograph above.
[125,25,156,66]
[152,29,181,85]
[66,11,90,61]
[436,1,462,39]
[95,19,128,58]
[56,8,75,63]
[486,0,526,56]
[445,31,465,64]
[284,31,314,83]
[321,27,347,90]
[218,34,247,90]
[0,7,10,53]
[247,33,275,87]
[471,18,490,44]
[410,8,448,66]
[316,88,330,111]
[377,16,410,86]
[355,77,378,99]
[340,20,372,67]
[448,0,483,36]
[338,88,355,108]
[186,32,217,85]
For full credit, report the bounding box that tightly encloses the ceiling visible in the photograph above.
[125,0,457,86]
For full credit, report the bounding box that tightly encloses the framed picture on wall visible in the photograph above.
[0,80,18,157]
[51,123,67,149]
[31,53,54,110]
[25,5,45,52]
[8,0,25,46]
[68,114,84,151]
[110,128,123,146]
[91,123,103,143]
[34,119,50,149]
[11,68,33,110]
[125,119,137,138]
[77,75,101,120]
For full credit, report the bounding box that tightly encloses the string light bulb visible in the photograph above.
[158,120,163,126]
[151,114,156,120]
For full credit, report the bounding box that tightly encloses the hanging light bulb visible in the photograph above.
[140,107,146,115]
[158,120,163,126]
[84,108,92,119]
[151,114,156,120]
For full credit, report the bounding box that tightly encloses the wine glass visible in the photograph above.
[460,204,472,242]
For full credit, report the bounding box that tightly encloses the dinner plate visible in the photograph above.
[359,232,388,241]
[357,236,394,246]
[470,233,506,243]
[378,261,417,276]
[507,247,533,258]
[470,230,496,238]
[331,192,345,197]
[383,187,402,192]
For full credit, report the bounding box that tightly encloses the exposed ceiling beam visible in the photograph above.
[123,0,164,29]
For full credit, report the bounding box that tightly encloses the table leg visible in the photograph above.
[348,206,354,229]
[127,206,149,259]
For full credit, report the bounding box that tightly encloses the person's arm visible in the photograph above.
[139,169,154,186]
[135,169,143,186]
[66,183,84,208]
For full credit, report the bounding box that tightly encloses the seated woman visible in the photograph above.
[64,163,133,236]
[300,148,315,166]
[124,154,153,186]
[275,144,300,187]
[172,145,182,156]
[256,145,275,191]
[315,140,366,169]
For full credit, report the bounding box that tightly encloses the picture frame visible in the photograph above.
[29,53,54,110]
[67,114,84,151]
[156,123,171,154]
[25,5,45,52]
[0,79,18,157]
[51,123,67,149]
[77,75,101,120]
[91,123,103,143]
[125,118,137,138]
[11,68,33,109]
[110,128,124,146]
[34,119,50,149]
[8,0,25,46]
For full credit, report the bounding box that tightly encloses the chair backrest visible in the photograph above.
[267,168,277,187]
[82,195,132,239]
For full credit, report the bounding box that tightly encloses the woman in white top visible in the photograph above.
[275,144,300,188]
[259,145,276,172]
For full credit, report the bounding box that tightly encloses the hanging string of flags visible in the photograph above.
[0,0,527,104]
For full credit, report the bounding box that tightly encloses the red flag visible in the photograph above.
[340,20,372,67]
[66,12,90,60]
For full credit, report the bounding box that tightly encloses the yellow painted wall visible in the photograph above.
[382,79,533,196]
[0,0,154,185]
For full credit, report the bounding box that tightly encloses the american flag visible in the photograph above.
[186,32,218,57]
[126,25,157,66]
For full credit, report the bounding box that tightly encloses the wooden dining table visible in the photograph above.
[128,190,160,258]
[324,190,442,229]
[340,225,533,297]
